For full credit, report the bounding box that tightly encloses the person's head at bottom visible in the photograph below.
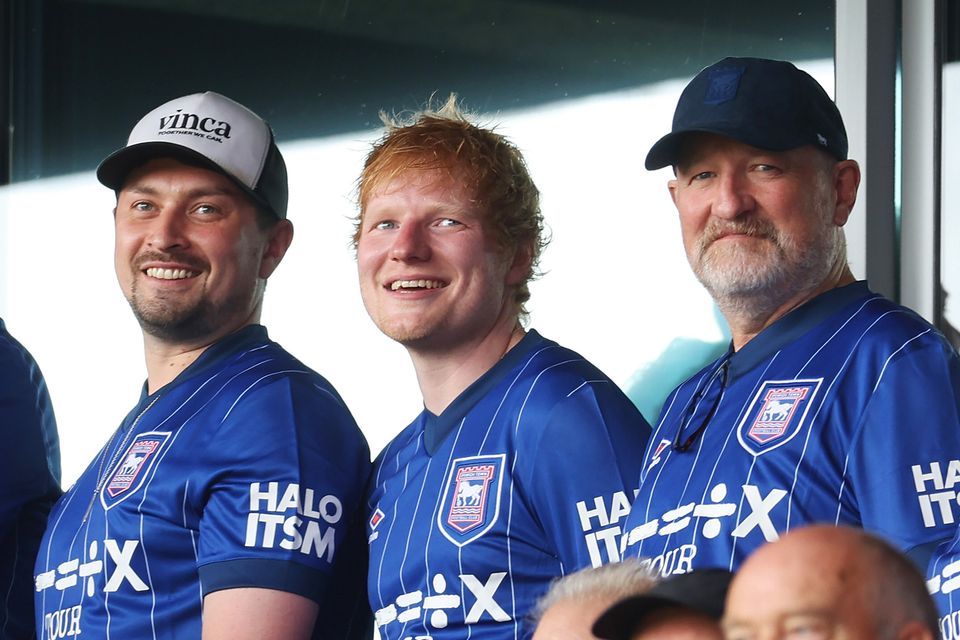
[723,525,938,640]
[592,569,730,640]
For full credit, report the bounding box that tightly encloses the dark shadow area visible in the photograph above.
[8,0,833,179]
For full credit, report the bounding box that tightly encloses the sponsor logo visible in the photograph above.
[101,431,171,509]
[35,538,149,598]
[245,482,342,562]
[370,507,385,530]
[43,605,82,639]
[374,571,511,634]
[158,109,232,142]
[437,455,505,546]
[575,489,637,566]
[622,482,788,575]
[645,439,672,473]
[912,460,960,528]
[737,379,822,454]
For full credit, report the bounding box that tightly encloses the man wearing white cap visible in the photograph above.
[33,92,371,639]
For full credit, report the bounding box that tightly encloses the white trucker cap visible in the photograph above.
[97,91,288,219]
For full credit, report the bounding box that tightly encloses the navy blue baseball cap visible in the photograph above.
[645,57,848,170]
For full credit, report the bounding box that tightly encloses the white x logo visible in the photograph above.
[461,572,510,623]
[731,485,787,541]
[103,539,149,592]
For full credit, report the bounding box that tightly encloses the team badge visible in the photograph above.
[736,379,822,455]
[100,431,171,509]
[705,65,745,105]
[437,454,505,547]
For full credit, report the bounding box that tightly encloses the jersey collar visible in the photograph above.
[729,281,874,381]
[423,329,548,455]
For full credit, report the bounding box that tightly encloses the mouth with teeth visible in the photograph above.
[144,267,200,280]
[389,279,447,291]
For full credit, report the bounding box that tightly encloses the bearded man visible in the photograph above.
[620,57,960,577]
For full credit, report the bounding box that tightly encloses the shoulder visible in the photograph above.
[843,294,955,359]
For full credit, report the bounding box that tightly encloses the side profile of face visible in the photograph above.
[533,596,618,640]
[631,609,723,640]
[723,528,880,640]
[357,169,527,352]
[114,157,290,345]
[669,134,855,307]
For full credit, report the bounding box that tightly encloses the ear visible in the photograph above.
[831,159,861,227]
[895,620,935,640]
[505,243,534,287]
[668,178,680,207]
[259,219,295,279]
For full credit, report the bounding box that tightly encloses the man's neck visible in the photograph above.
[141,323,254,395]
[408,317,526,415]
[725,266,856,350]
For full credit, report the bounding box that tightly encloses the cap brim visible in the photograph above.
[644,126,807,171]
[96,141,272,215]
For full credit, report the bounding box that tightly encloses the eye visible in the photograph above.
[132,201,154,212]
[783,619,830,639]
[691,171,715,182]
[194,203,219,215]
[435,218,462,228]
[373,220,397,231]
[753,163,782,175]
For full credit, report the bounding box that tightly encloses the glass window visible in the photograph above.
[0,0,835,482]
[940,2,960,346]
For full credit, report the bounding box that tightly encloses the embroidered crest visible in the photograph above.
[437,454,505,547]
[100,431,171,509]
[704,65,745,105]
[737,379,822,455]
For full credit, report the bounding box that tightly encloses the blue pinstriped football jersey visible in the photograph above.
[366,330,651,640]
[928,533,960,638]
[0,319,61,639]
[622,282,960,577]
[34,325,371,640]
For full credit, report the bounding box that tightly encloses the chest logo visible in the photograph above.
[101,431,171,509]
[438,454,506,547]
[737,379,822,455]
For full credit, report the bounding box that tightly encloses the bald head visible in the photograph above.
[723,525,937,640]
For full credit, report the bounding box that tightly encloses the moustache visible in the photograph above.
[132,251,208,272]
[701,219,779,247]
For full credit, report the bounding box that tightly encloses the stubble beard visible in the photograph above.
[126,270,259,345]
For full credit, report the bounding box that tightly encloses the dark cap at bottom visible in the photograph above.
[592,568,732,640]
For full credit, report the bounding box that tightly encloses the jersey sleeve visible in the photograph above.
[847,335,960,564]
[521,380,650,569]
[193,373,371,607]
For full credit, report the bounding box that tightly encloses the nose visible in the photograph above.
[712,173,755,220]
[146,208,189,252]
[389,223,431,262]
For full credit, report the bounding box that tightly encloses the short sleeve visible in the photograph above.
[848,336,960,564]
[522,381,650,569]
[194,373,371,604]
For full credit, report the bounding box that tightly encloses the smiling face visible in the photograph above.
[669,134,851,310]
[114,157,290,346]
[357,170,528,353]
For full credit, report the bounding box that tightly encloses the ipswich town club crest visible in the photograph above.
[437,454,505,547]
[100,431,171,510]
[736,379,822,455]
